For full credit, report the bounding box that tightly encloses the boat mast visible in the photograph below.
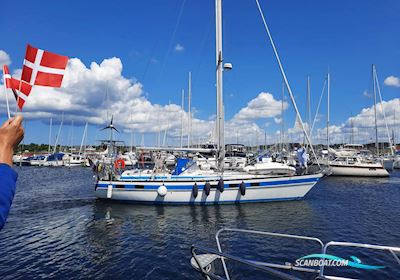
[79,122,88,156]
[394,107,396,146]
[180,89,184,148]
[373,66,394,155]
[70,120,74,153]
[327,72,330,150]
[187,72,192,148]
[307,76,311,141]
[53,113,64,154]
[372,64,379,156]
[255,0,320,168]
[281,81,285,151]
[48,118,52,154]
[350,113,354,143]
[130,111,134,153]
[215,0,225,171]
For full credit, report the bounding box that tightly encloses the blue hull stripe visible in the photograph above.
[97,177,319,190]
[100,197,303,205]
[120,176,210,180]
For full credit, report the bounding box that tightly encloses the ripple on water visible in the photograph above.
[0,167,399,279]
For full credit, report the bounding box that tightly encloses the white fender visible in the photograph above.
[107,184,113,198]
[157,185,168,197]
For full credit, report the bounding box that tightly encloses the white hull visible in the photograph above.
[41,160,64,167]
[29,160,44,166]
[64,162,84,167]
[330,165,389,177]
[95,173,322,204]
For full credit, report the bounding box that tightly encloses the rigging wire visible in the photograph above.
[310,78,327,138]
[374,68,393,154]
[160,0,187,77]
[254,0,320,168]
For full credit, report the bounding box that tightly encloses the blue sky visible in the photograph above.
[1,0,400,146]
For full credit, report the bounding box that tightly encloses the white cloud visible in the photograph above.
[362,90,371,98]
[384,76,400,88]
[233,92,288,121]
[0,53,325,146]
[0,50,11,67]
[311,98,400,144]
[174,43,184,52]
[0,55,262,145]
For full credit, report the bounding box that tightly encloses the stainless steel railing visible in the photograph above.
[191,227,400,280]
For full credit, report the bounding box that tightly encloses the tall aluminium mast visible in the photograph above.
[187,72,192,147]
[215,0,225,171]
[327,72,330,150]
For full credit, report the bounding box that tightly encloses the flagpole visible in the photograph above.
[4,85,11,119]
[15,81,22,115]
[2,71,11,119]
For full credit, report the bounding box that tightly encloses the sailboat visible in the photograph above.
[327,66,389,177]
[94,0,324,204]
[64,122,88,167]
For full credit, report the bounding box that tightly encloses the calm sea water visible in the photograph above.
[0,167,399,279]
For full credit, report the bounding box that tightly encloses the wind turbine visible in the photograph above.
[101,115,119,157]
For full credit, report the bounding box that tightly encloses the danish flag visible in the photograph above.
[2,65,32,110]
[21,44,68,87]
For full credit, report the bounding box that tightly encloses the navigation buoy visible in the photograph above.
[240,181,246,196]
[192,183,198,198]
[218,179,224,193]
[157,185,168,197]
[204,182,211,196]
[107,184,113,198]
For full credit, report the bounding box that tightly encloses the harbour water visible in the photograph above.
[0,167,399,279]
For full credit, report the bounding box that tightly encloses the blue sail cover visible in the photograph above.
[48,153,65,161]
[172,158,190,175]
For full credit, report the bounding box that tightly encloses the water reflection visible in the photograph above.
[0,168,399,279]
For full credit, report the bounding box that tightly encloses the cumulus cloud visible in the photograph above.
[174,43,184,52]
[384,76,400,88]
[311,98,400,144]
[0,57,182,130]
[233,92,288,121]
[1,53,321,146]
[0,50,11,67]
[0,55,280,145]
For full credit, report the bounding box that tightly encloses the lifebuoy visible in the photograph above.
[114,159,126,169]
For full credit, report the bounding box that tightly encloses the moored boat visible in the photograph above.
[95,158,322,204]
[329,156,389,177]
[93,0,325,205]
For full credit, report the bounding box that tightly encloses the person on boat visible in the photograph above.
[0,116,24,230]
[296,145,309,174]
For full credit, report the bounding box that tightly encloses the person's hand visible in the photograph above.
[0,116,24,166]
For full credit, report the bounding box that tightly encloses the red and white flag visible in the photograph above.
[3,65,32,110]
[21,44,68,87]
[3,65,19,89]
